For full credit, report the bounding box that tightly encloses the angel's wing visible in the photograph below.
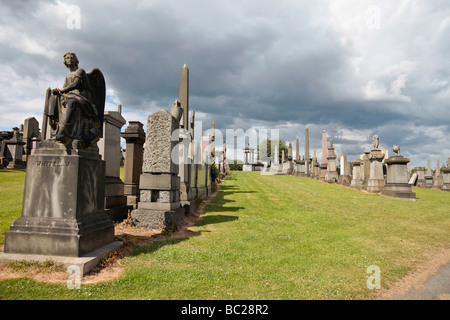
[87,68,106,137]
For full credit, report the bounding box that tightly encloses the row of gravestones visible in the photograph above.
[277,130,450,200]
[1,55,226,273]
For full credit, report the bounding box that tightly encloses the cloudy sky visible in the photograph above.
[0,0,449,168]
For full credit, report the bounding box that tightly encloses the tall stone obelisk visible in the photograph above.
[305,127,310,177]
[320,130,328,180]
[178,64,193,215]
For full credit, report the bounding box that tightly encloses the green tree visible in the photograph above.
[257,139,288,163]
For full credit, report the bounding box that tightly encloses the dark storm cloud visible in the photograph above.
[0,0,449,167]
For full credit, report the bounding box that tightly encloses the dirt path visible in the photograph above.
[377,248,450,300]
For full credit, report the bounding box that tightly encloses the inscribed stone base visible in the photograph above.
[381,183,416,200]
[4,150,114,257]
[131,207,185,230]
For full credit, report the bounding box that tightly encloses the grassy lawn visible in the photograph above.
[0,170,449,299]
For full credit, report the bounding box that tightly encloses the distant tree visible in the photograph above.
[257,139,288,163]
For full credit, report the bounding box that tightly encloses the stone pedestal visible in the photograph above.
[4,141,114,257]
[350,159,362,189]
[98,111,128,222]
[366,148,385,193]
[325,147,338,183]
[360,151,371,190]
[131,110,185,230]
[381,151,415,200]
[442,168,450,191]
[121,121,145,209]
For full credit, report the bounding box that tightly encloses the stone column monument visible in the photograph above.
[305,128,310,177]
[121,121,145,209]
[424,160,433,188]
[320,130,328,180]
[98,107,128,221]
[287,142,293,175]
[367,135,385,193]
[441,158,450,191]
[325,139,338,183]
[4,52,115,258]
[350,159,362,189]
[131,108,185,230]
[381,145,416,200]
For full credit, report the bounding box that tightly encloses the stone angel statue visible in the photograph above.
[43,52,105,149]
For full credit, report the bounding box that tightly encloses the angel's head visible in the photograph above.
[63,52,79,69]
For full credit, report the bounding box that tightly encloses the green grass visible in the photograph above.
[0,171,449,300]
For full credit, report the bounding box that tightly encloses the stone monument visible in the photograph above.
[432,161,444,189]
[381,144,416,200]
[320,130,328,180]
[131,106,185,229]
[325,139,338,183]
[350,159,362,189]
[98,106,128,221]
[366,135,385,193]
[4,52,116,258]
[424,160,433,188]
[441,157,450,191]
[3,127,26,169]
[414,166,425,187]
[121,121,145,209]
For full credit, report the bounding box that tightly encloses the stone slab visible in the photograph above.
[0,241,122,276]
[131,207,185,230]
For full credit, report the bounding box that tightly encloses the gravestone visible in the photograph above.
[121,121,145,209]
[381,145,415,200]
[338,155,352,186]
[312,150,320,179]
[98,107,128,221]
[360,151,371,190]
[131,109,185,229]
[424,160,433,188]
[320,130,328,180]
[414,167,425,187]
[4,127,26,169]
[432,161,444,189]
[366,135,385,193]
[325,139,338,183]
[23,117,40,157]
[4,53,115,258]
[304,128,310,177]
[350,159,362,189]
[287,143,293,175]
[441,157,450,191]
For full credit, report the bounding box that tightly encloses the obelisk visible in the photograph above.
[320,130,328,180]
[305,127,310,177]
[179,64,189,130]
[178,64,193,215]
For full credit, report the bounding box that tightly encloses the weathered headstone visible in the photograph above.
[441,157,450,191]
[131,109,185,229]
[381,145,416,200]
[432,161,444,189]
[4,127,26,169]
[424,160,433,188]
[338,155,352,186]
[98,107,128,221]
[287,142,293,175]
[414,166,425,187]
[366,135,385,193]
[350,159,362,189]
[325,139,338,183]
[360,151,371,190]
[23,117,40,157]
[312,150,320,179]
[121,121,145,209]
